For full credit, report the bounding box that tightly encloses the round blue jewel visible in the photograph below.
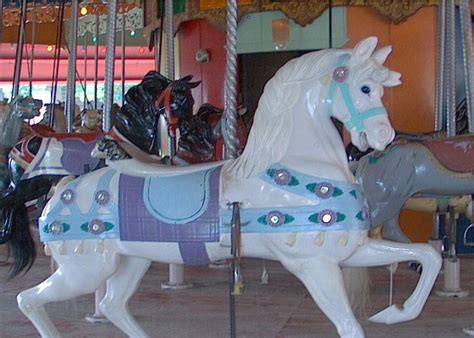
[273,169,291,185]
[319,209,336,226]
[314,182,334,199]
[60,189,75,204]
[88,219,105,235]
[265,210,285,227]
[48,221,64,235]
[95,190,110,205]
[333,66,349,83]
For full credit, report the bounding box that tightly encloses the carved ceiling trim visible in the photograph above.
[143,0,464,36]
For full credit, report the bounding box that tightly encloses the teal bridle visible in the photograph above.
[326,54,388,132]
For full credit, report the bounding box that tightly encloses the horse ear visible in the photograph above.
[189,81,201,88]
[372,46,392,65]
[180,75,194,82]
[352,36,378,62]
[384,70,402,87]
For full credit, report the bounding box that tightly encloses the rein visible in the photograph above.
[326,54,387,132]
[155,83,178,136]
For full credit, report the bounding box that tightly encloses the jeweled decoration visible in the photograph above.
[48,221,64,235]
[265,210,285,227]
[88,219,105,235]
[315,182,334,199]
[309,210,346,225]
[61,189,75,204]
[273,169,291,185]
[44,221,70,235]
[319,209,337,226]
[95,190,110,205]
[306,182,342,198]
[333,66,349,83]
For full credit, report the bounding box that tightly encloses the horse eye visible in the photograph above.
[361,85,371,94]
[170,103,178,110]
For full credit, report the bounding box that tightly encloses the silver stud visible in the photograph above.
[60,189,75,204]
[95,190,110,205]
[333,66,349,83]
[48,221,63,235]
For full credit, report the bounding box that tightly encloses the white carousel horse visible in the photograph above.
[16,37,441,338]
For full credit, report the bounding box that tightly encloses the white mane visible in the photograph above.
[226,49,346,178]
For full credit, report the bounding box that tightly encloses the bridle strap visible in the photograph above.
[326,54,387,132]
[155,83,178,136]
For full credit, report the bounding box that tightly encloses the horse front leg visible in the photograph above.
[341,239,441,324]
[281,257,364,338]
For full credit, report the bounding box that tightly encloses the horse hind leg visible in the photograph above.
[17,249,120,337]
[282,257,364,338]
[99,256,152,337]
[342,239,441,324]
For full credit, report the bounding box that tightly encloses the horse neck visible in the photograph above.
[280,87,354,183]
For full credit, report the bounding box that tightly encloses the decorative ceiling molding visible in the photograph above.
[2,2,140,27]
[144,0,472,36]
[78,6,143,37]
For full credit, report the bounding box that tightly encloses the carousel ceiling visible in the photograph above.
[143,0,465,35]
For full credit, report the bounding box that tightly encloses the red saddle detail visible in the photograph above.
[421,135,474,173]
[31,124,102,142]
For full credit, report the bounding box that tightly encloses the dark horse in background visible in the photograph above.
[1,70,247,278]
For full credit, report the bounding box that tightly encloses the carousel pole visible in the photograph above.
[102,0,117,132]
[445,0,456,137]
[83,35,88,110]
[223,1,240,337]
[162,0,191,291]
[435,0,446,132]
[29,1,37,97]
[223,0,239,159]
[93,12,99,110]
[436,0,470,299]
[12,0,28,99]
[65,0,79,132]
[459,0,474,133]
[85,0,118,323]
[165,0,175,156]
[121,10,126,106]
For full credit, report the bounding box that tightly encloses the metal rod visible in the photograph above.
[29,2,37,97]
[65,0,79,133]
[460,0,474,133]
[94,12,100,110]
[328,0,333,49]
[84,35,88,110]
[49,0,65,129]
[445,0,456,137]
[12,0,28,99]
[103,0,118,132]
[435,0,446,132]
[165,0,176,157]
[121,13,126,106]
[224,0,239,159]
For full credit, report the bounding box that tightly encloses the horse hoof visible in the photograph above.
[369,304,404,324]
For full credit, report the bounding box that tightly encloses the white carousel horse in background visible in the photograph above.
[16,37,441,338]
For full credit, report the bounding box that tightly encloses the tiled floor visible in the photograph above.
[0,244,474,337]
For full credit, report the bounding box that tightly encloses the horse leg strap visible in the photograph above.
[230,202,243,296]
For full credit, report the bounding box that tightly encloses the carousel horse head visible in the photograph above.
[113,71,200,155]
[77,109,102,131]
[230,36,400,178]
[0,96,42,149]
[325,37,400,151]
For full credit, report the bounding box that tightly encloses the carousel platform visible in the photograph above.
[0,239,473,337]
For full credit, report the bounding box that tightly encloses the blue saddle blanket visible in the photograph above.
[143,169,212,224]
